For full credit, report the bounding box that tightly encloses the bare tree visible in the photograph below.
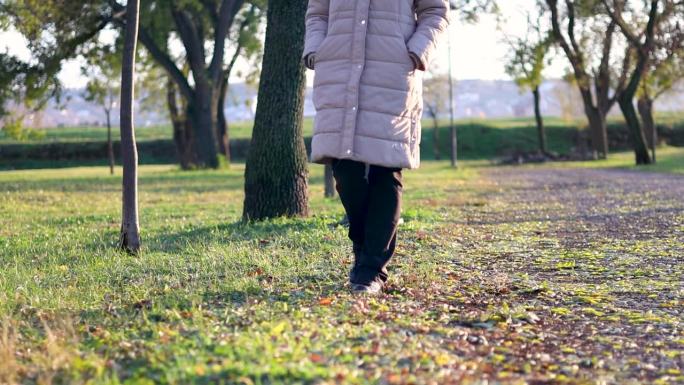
[504,12,552,155]
[600,0,682,164]
[83,46,121,175]
[119,0,141,253]
[423,74,451,160]
[107,0,262,169]
[634,2,684,162]
[545,0,630,159]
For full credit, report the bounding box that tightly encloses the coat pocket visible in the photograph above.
[409,109,422,149]
[410,113,418,146]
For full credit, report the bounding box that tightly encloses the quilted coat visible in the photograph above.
[304,0,450,169]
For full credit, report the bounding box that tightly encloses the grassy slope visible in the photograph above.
[543,146,684,174]
[3,116,682,166]
[0,120,264,144]
[5,112,683,145]
[1,158,683,384]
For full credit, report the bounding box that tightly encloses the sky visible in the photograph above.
[1,0,567,89]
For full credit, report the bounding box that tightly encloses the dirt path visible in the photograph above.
[477,167,684,254]
[426,166,684,383]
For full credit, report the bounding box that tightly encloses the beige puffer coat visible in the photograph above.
[304,0,450,169]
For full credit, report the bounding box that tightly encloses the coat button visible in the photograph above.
[352,106,357,111]
[346,149,352,155]
[360,20,366,25]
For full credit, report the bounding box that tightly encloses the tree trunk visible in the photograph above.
[324,164,335,198]
[617,39,653,166]
[619,95,652,165]
[118,0,141,254]
[188,82,220,169]
[105,109,115,175]
[425,104,441,160]
[166,78,194,170]
[637,96,656,163]
[433,116,441,160]
[579,88,608,159]
[217,77,231,166]
[532,87,547,155]
[243,0,309,221]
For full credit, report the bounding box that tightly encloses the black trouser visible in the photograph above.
[332,159,403,285]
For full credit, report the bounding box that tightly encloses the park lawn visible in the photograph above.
[1,160,683,384]
[3,115,682,166]
[0,162,478,384]
[6,113,683,145]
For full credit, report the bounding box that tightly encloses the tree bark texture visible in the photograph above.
[187,82,220,169]
[217,77,231,165]
[106,110,115,175]
[167,78,195,170]
[118,0,141,253]
[637,96,657,162]
[242,0,309,221]
[532,87,547,155]
[620,96,652,165]
[580,90,608,160]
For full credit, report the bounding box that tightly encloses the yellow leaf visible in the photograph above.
[435,353,450,366]
[270,321,287,335]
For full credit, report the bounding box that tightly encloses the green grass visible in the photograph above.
[1,158,683,384]
[0,162,478,383]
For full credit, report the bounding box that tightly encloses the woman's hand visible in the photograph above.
[304,53,316,70]
[409,51,424,71]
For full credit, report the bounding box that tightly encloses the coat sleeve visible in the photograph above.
[407,0,450,71]
[303,0,330,59]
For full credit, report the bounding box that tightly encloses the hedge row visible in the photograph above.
[0,138,314,169]
[1,123,681,169]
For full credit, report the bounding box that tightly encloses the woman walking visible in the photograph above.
[304,0,450,294]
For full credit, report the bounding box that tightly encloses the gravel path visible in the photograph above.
[480,167,684,244]
[429,166,684,383]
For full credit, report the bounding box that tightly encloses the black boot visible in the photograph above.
[349,242,363,283]
[351,280,382,295]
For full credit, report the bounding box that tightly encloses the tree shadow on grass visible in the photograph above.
[146,217,334,254]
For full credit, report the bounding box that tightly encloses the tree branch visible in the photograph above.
[224,4,256,78]
[138,28,194,100]
[565,0,581,56]
[171,7,207,83]
[107,0,194,100]
[209,0,245,85]
[601,0,643,47]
